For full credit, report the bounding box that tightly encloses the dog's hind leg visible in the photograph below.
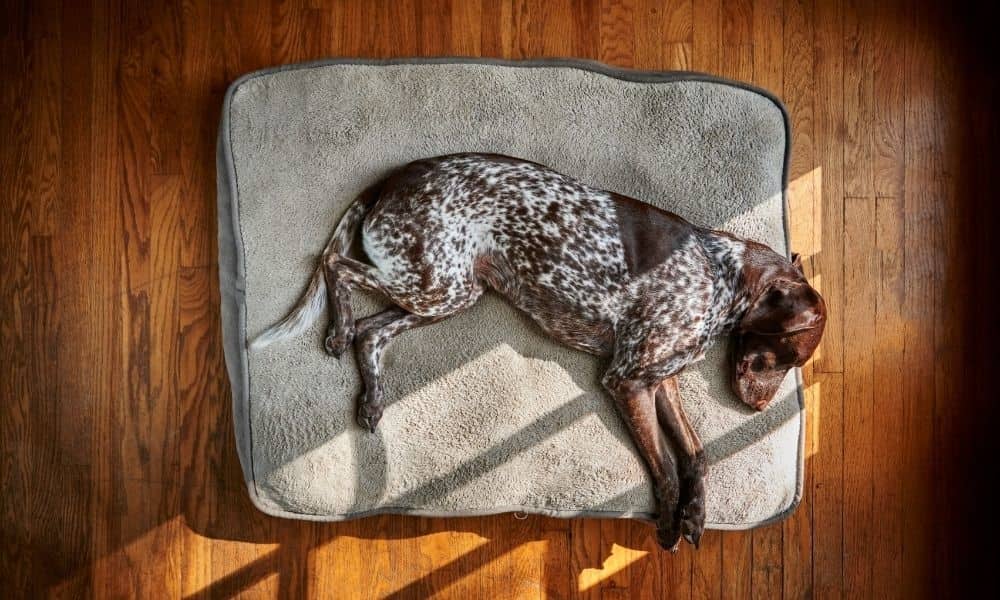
[322,255,392,358]
[351,307,449,432]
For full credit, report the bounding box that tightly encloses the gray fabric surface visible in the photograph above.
[218,59,803,529]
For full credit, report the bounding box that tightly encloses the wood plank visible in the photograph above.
[627,520,662,600]
[272,0,319,64]
[450,0,482,56]
[414,517,454,598]
[811,10,844,576]
[665,0,694,42]
[692,0,720,74]
[177,259,229,599]
[418,0,452,59]
[782,0,815,186]
[593,516,627,597]
[812,0,845,374]
[599,0,635,69]
[666,42,692,71]
[901,3,939,596]
[931,16,965,595]
[480,0,514,58]
[872,196,905,600]
[1,2,30,566]
[510,0,543,58]
[28,237,95,596]
[176,0,221,276]
[571,0,601,59]
[751,524,782,600]
[871,0,905,198]
[377,0,417,58]
[311,523,362,599]
[86,0,130,596]
[721,532,751,600]
[662,536,692,600]
[336,0,377,57]
[148,0,182,176]
[177,1,221,594]
[720,0,751,83]
[843,0,874,198]
[571,517,605,600]
[541,0,576,65]
[722,0,752,45]
[26,0,61,236]
[752,0,782,91]
[509,515,544,599]
[633,0,665,70]
[42,1,96,595]
[843,196,877,599]
[811,369,845,600]
[691,529,722,600]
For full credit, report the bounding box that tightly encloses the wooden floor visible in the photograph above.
[1,0,994,598]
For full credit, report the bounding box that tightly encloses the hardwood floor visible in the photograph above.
[1,1,993,597]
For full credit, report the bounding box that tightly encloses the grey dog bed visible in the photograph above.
[217,59,803,529]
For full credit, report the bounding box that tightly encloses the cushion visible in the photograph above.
[217,58,803,529]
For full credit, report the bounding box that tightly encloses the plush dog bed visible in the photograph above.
[217,59,803,529]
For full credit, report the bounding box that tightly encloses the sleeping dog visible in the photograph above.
[251,153,827,551]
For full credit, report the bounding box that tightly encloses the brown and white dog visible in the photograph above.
[251,153,827,551]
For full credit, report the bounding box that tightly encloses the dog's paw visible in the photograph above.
[357,404,383,433]
[678,498,705,549]
[656,521,682,553]
[324,328,354,358]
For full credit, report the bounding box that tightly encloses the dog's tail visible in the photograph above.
[248,183,380,351]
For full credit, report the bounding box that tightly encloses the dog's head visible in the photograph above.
[731,253,826,410]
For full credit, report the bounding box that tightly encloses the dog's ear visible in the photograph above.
[740,279,825,335]
[791,253,803,271]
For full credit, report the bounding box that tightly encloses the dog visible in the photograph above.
[250,153,827,551]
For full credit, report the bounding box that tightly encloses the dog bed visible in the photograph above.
[217,59,803,529]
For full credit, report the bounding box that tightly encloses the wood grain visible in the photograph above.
[901,4,941,597]
[872,195,905,600]
[843,196,876,599]
[0,0,987,597]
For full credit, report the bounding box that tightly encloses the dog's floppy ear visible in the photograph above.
[740,278,825,335]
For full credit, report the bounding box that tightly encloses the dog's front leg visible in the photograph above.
[606,379,683,551]
[655,377,707,548]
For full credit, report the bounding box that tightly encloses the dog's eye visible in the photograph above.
[750,356,769,372]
